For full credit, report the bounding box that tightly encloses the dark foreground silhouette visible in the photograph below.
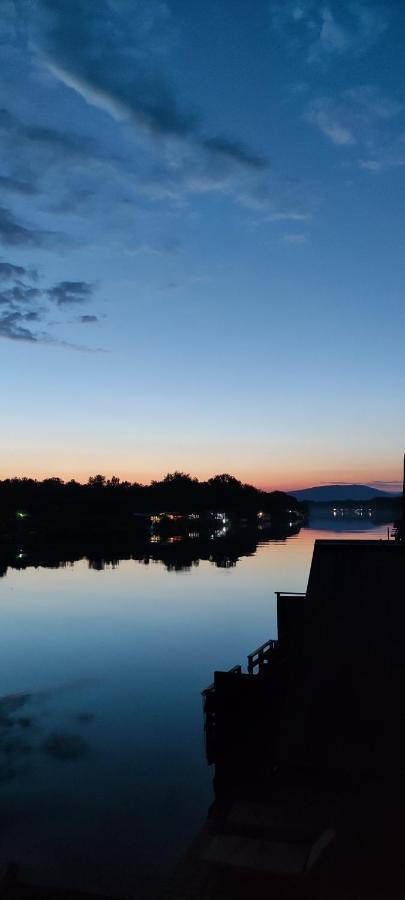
[176,538,405,900]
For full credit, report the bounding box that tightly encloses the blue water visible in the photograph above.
[0,521,392,896]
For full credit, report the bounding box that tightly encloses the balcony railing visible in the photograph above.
[247,639,278,675]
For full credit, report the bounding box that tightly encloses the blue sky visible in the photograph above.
[0,0,404,489]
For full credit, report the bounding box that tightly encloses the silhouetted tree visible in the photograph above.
[88,475,106,488]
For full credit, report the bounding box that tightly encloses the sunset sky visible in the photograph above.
[1,0,404,491]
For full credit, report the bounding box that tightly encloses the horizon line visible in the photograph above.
[0,471,402,495]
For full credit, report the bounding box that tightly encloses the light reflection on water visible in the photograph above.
[0,520,393,897]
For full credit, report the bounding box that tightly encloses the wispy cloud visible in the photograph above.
[271,1,389,62]
[0,0,316,241]
[305,86,404,158]
[344,85,403,120]
[37,0,196,140]
[29,0,267,178]
[359,158,383,173]
[306,99,355,145]
[367,480,403,493]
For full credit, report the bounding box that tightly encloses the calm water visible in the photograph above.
[0,520,393,896]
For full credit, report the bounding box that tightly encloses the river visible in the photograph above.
[0,518,393,897]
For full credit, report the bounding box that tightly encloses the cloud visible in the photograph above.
[0,205,64,249]
[34,0,196,139]
[0,107,98,196]
[306,99,355,145]
[31,1,185,139]
[0,3,311,232]
[0,0,310,258]
[0,310,39,342]
[368,480,403,492]
[0,261,37,282]
[344,85,403,120]
[0,106,124,222]
[0,266,45,341]
[305,86,403,151]
[78,314,98,324]
[202,138,268,171]
[47,281,94,307]
[0,174,39,196]
[0,206,42,247]
[28,0,267,178]
[270,1,389,61]
[309,6,352,60]
[0,284,41,304]
[0,261,101,348]
[359,159,383,172]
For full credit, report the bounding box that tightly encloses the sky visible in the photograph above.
[0,0,404,491]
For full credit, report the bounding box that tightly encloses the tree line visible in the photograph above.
[0,471,302,521]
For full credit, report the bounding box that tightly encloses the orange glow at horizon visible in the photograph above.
[0,456,402,492]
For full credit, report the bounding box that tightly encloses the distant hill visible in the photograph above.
[290,484,401,503]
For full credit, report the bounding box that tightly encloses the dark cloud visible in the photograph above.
[0,174,39,196]
[0,261,36,281]
[0,206,64,249]
[0,262,44,340]
[21,310,41,322]
[0,264,44,343]
[78,314,98,323]
[0,285,41,304]
[0,262,101,349]
[202,138,268,171]
[48,281,94,307]
[0,206,41,247]
[0,310,39,342]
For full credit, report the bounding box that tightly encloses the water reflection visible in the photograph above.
[0,524,303,577]
[0,518,394,898]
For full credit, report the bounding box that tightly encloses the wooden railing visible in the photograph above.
[247,639,278,675]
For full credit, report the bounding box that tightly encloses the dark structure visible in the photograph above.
[392,452,405,542]
[167,528,405,899]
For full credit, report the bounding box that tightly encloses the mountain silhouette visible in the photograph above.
[290,484,400,502]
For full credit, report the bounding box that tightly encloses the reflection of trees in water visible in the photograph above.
[0,527,300,577]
